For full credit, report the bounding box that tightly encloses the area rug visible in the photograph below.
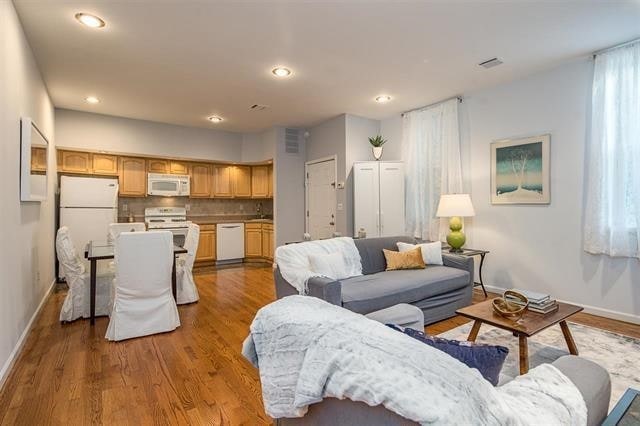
[439,322,640,409]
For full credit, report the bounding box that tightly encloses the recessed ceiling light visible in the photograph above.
[272,67,292,78]
[375,95,392,103]
[75,13,106,28]
[85,96,100,104]
[208,116,223,123]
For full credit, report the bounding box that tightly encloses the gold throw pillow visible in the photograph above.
[383,247,426,271]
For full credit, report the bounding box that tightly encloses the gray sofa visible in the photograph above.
[273,355,611,426]
[274,236,474,324]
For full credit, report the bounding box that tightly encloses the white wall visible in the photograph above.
[56,108,243,162]
[272,127,306,246]
[241,131,275,163]
[0,1,56,382]
[380,58,640,322]
[379,115,403,161]
[466,58,639,323]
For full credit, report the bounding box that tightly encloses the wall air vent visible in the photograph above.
[250,104,269,111]
[285,128,300,154]
[478,57,503,69]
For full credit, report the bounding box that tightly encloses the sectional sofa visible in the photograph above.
[274,236,475,324]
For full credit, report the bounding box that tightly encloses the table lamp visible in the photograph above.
[436,194,475,253]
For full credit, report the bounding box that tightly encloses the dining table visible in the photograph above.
[84,240,188,325]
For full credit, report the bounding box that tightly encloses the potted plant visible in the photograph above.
[368,135,387,160]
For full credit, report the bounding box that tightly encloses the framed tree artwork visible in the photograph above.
[491,134,550,204]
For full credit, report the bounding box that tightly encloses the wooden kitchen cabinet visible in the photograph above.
[196,225,216,262]
[233,166,252,197]
[170,161,190,175]
[212,165,233,197]
[251,165,269,198]
[245,224,263,257]
[118,157,147,196]
[91,153,118,175]
[59,150,91,174]
[262,223,274,260]
[147,159,169,174]
[190,163,211,198]
[267,165,273,198]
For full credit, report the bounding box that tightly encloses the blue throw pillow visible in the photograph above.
[387,324,508,386]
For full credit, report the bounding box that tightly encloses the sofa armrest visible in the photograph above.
[273,266,342,306]
[552,355,611,426]
[442,253,474,287]
[307,277,342,306]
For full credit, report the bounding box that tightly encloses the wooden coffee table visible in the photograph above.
[456,299,584,374]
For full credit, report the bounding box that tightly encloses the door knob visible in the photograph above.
[329,221,335,225]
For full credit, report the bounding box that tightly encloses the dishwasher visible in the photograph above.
[216,223,245,264]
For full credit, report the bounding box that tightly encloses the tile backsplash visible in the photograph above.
[118,196,273,221]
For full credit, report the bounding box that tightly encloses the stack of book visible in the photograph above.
[505,289,558,314]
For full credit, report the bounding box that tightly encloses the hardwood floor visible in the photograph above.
[0,265,638,425]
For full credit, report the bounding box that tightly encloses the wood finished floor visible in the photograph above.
[1,265,639,425]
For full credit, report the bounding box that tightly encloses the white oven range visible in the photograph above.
[144,206,190,247]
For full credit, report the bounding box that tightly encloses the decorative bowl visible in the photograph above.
[492,290,529,319]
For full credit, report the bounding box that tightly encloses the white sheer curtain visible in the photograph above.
[584,40,640,258]
[402,98,463,241]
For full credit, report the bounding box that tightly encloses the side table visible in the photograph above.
[442,247,489,297]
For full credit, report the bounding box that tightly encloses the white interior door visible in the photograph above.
[353,162,381,237]
[306,158,336,240]
[379,162,405,237]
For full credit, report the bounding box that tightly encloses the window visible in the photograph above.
[583,40,640,258]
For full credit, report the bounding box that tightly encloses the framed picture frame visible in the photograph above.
[491,134,550,205]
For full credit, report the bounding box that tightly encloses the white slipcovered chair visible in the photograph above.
[107,222,146,244]
[176,223,200,304]
[56,226,114,322]
[105,231,180,341]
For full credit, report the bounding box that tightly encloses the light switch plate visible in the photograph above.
[337,203,343,210]
[185,203,190,211]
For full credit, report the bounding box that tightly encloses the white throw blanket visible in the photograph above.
[243,296,587,425]
[274,237,362,294]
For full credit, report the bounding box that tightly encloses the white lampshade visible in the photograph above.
[436,194,475,217]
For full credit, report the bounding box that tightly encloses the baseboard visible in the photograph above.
[482,284,640,326]
[0,279,55,390]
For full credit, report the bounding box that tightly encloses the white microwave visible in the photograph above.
[147,173,190,196]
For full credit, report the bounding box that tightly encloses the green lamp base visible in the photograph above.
[446,216,466,253]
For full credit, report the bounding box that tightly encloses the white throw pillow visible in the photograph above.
[308,252,351,280]
[397,241,443,266]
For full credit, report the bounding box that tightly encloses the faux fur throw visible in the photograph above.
[243,296,587,425]
[274,237,362,294]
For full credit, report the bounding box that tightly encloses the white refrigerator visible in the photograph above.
[59,176,119,278]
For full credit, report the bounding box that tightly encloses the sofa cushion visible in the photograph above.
[354,236,416,275]
[383,247,425,270]
[341,266,470,314]
[386,324,509,386]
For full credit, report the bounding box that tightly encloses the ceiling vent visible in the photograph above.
[285,128,300,154]
[478,57,503,69]
[250,104,269,111]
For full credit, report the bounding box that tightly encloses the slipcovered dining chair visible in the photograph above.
[56,226,114,322]
[105,231,180,341]
[107,222,146,244]
[176,223,200,304]
[107,222,146,272]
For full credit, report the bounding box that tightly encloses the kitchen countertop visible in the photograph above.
[187,216,273,225]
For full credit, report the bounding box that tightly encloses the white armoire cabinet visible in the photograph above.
[353,161,405,237]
